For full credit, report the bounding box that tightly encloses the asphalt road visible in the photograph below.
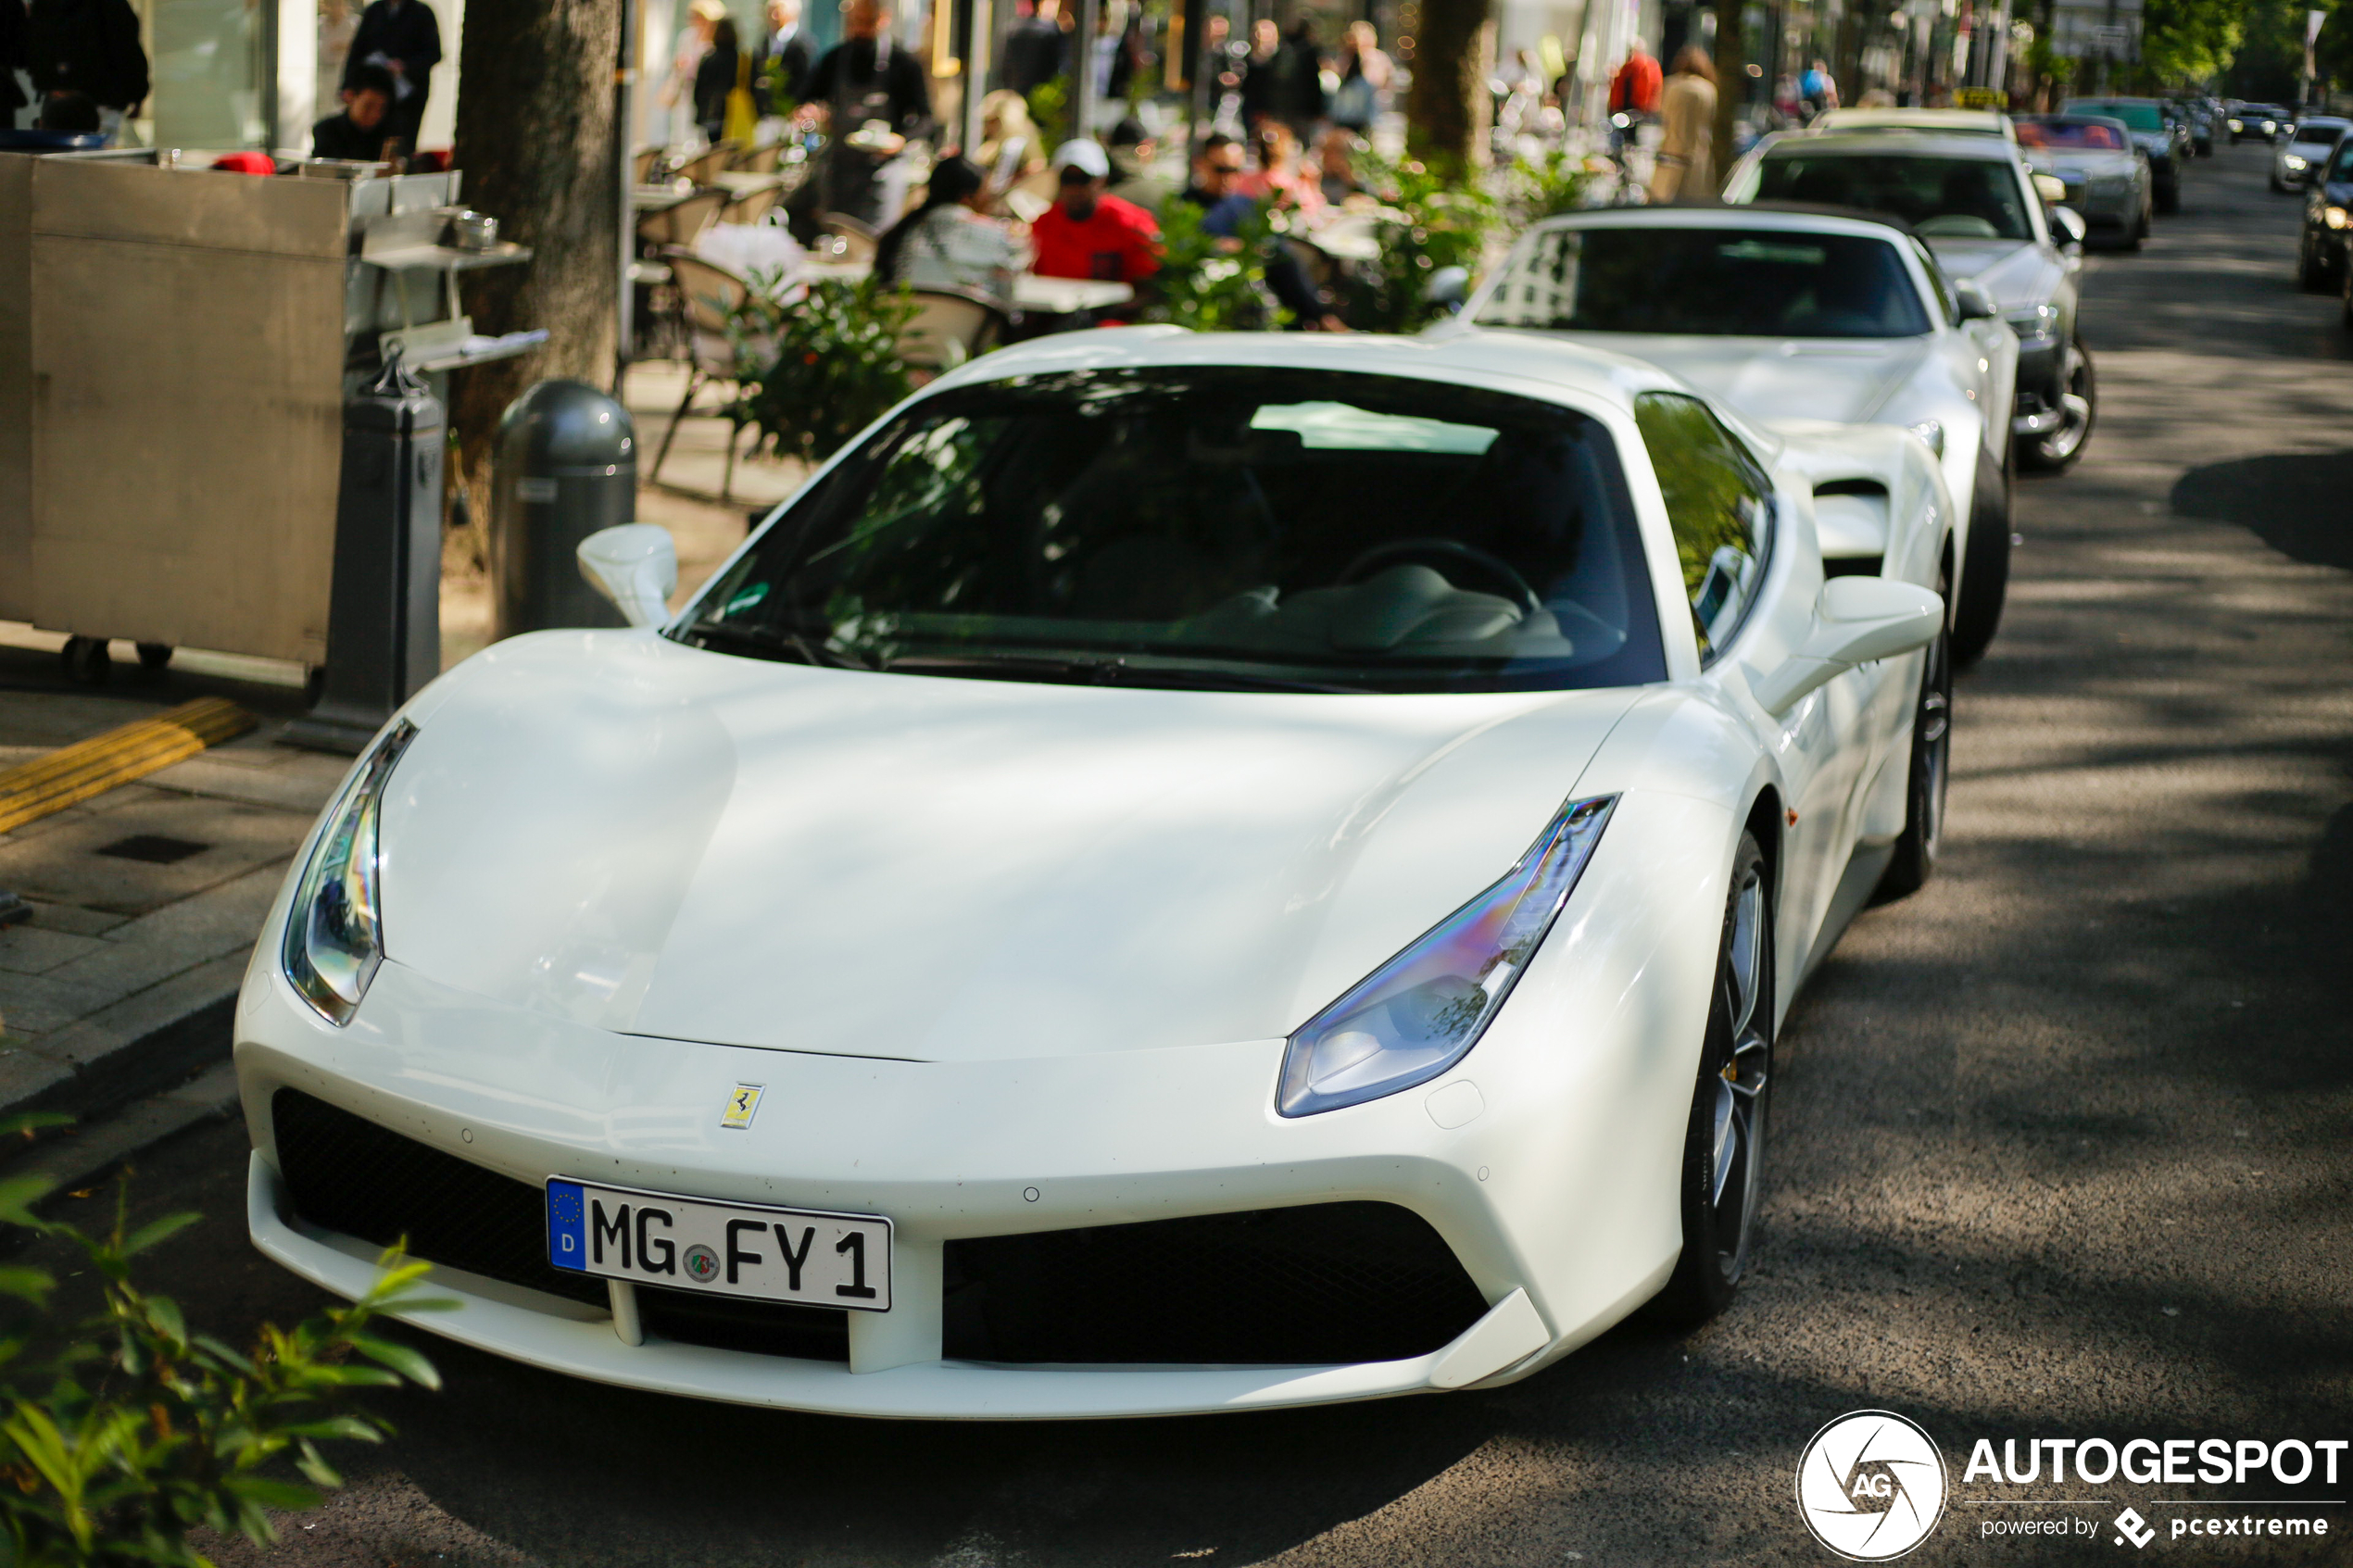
[20,141,2353,1568]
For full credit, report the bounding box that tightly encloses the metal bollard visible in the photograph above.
[285,358,445,754]
[490,381,639,640]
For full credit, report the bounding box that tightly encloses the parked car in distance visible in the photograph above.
[2228,104,2290,143]
[2171,100,2214,157]
[1811,107,2017,141]
[1723,129,2096,487]
[2062,97,2186,210]
[2017,116,2155,249]
[1453,207,2019,662]
[2276,118,2350,192]
[2298,131,2353,293]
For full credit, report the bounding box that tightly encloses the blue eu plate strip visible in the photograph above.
[547,1179,586,1272]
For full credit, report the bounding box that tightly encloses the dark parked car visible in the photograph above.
[2298,130,2353,293]
[2229,104,2290,143]
[2063,97,2185,211]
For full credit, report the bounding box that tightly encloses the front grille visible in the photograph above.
[943,1202,1490,1365]
[271,1089,849,1361]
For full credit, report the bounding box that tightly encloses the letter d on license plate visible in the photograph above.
[546,1178,892,1311]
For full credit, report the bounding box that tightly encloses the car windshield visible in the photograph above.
[2070,101,2164,131]
[1753,154,2035,240]
[2019,120,2125,150]
[678,367,1667,695]
[2291,123,2345,146]
[1475,225,1932,338]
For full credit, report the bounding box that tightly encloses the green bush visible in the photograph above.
[1148,197,1277,332]
[731,275,920,468]
[1504,148,1593,226]
[0,1138,443,1566]
[1349,151,1499,334]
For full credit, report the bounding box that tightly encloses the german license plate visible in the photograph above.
[546,1178,891,1311]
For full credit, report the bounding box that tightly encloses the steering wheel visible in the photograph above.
[1338,539,1543,616]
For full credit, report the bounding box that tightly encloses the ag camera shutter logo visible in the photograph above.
[1796,1410,1949,1561]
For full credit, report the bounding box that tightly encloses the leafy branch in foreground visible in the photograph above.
[0,1120,447,1566]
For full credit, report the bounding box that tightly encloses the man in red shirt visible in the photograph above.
[1608,39,1661,117]
[1026,140,1159,320]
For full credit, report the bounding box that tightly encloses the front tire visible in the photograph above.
[1952,443,2013,663]
[1875,563,1953,902]
[2020,336,2095,472]
[1650,834,1773,1327]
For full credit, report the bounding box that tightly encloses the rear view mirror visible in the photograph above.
[1953,282,1999,321]
[2048,205,2087,248]
[577,524,679,628]
[1752,577,1944,715]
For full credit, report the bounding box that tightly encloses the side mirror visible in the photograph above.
[1751,576,1945,715]
[1426,266,1471,313]
[2048,205,2088,248]
[2032,171,2070,206]
[577,523,678,628]
[1953,282,1999,321]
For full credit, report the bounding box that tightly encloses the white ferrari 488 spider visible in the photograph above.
[241,328,1952,1419]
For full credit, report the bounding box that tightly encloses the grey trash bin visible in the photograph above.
[491,380,639,640]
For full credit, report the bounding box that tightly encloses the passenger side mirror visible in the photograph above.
[2048,205,2088,249]
[1751,576,1945,715]
[577,524,679,628]
[1426,266,1471,313]
[2032,171,2070,206]
[1953,282,1999,321]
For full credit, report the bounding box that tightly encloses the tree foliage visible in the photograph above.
[2142,0,2246,82]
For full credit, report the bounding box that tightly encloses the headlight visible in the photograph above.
[2286,154,2308,169]
[283,720,417,1023]
[2006,303,2061,349]
[1277,796,1615,1117]
[2329,207,2350,230]
[2229,118,2244,131]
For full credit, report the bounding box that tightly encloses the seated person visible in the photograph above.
[1180,133,1345,332]
[313,65,399,162]
[875,155,1028,305]
[1107,116,1179,212]
[1027,140,1160,317]
[35,92,103,133]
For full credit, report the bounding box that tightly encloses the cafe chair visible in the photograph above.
[652,251,772,500]
[821,213,879,263]
[900,289,1007,376]
[635,186,729,252]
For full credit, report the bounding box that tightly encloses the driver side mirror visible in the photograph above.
[1426,266,1471,313]
[1953,281,1999,320]
[577,524,679,628]
[2048,204,2087,249]
[2032,171,2070,206]
[1751,576,1944,715]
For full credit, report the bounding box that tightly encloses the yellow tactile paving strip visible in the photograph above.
[0,698,258,836]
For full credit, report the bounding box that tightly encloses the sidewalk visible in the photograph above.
[0,365,785,1137]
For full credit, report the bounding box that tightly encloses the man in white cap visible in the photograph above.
[1027,138,1159,312]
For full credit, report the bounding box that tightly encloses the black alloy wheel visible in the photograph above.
[1650,833,1773,1326]
[2298,224,2334,291]
[1875,562,1954,902]
[2022,336,2096,473]
[2342,253,2353,329]
[1952,445,2013,663]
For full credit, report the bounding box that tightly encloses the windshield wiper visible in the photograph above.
[882,652,1362,694]
[680,620,874,671]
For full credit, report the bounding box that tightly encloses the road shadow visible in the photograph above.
[2171,450,2353,570]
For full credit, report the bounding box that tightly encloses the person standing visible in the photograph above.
[1272,17,1324,141]
[1608,37,1660,119]
[758,0,813,111]
[24,0,146,138]
[692,16,744,143]
[1649,44,1717,202]
[661,0,723,144]
[1236,17,1280,131]
[343,0,439,154]
[799,0,933,225]
[1327,20,1389,134]
[1000,0,1069,96]
[1797,56,1837,120]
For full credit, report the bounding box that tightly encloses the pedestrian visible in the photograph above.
[23,0,145,141]
[342,0,439,154]
[875,154,1027,304]
[1649,44,1717,202]
[1607,36,1660,123]
[1236,17,1280,131]
[1000,0,1069,96]
[1274,17,1325,142]
[694,17,755,144]
[758,0,813,112]
[799,0,933,227]
[1027,139,1158,300]
[661,0,724,144]
[312,60,398,160]
[1798,56,1837,121]
[1327,20,1390,134]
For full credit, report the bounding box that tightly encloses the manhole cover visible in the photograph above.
[94,834,210,865]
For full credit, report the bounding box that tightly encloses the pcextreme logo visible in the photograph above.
[1797,1411,1950,1561]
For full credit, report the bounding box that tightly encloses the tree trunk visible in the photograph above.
[448,0,623,565]
[1406,0,1491,179]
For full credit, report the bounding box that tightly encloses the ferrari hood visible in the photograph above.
[1924,236,2057,312]
[374,632,1644,1063]
[1535,332,1928,427]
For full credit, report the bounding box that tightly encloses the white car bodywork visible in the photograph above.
[2278,119,2351,192]
[1447,207,2011,594]
[1812,107,2017,141]
[239,330,1952,1419]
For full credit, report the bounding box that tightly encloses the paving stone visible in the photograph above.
[41,863,286,1006]
[0,924,113,976]
[0,1047,73,1108]
[40,953,249,1072]
[0,968,117,1035]
[0,794,307,917]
